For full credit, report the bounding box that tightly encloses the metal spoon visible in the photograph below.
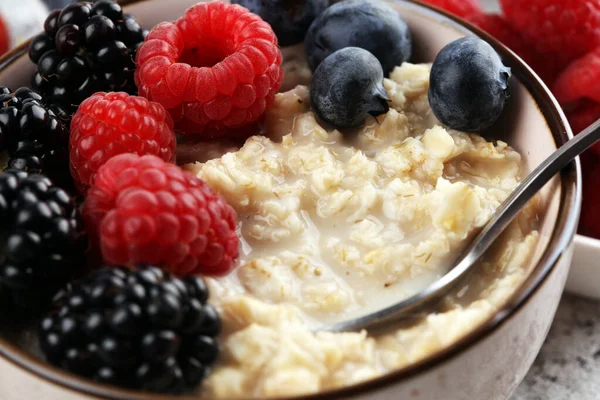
[325,118,600,332]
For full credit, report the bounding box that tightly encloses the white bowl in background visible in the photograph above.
[567,235,600,299]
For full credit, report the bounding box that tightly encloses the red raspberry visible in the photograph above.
[465,13,558,83]
[135,1,283,138]
[420,0,482,19]
[82,153,239,276]
[579,152,600,239]
[466,14,529,59]
[500,0,600,68]
[69,92,176,194]
[565,100,600,135]
[0,15,9,55]
[553,48,600,105]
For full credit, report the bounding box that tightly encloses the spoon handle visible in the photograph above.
[459,117,600,280]
[327,119,600,332]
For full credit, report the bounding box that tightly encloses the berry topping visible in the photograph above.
[0,170,86,311]
[0,14,9,56]
[83,16,117,50]
[82,154,239,276]
[566,100,600,135]
[28,34,55,65]
[92,0,124,22]
[464,13,559,83]
[420,0,483,18]
[135,1,283,138]
[580,152,600,239]
[232,0,331,47]
[69,92,176,194]
[44,10,61,37]
[553,48,600,106]
[304,0,412,74]
[0,86,72,188]
[310,47,389,129]
[58,3,91,27]
[39,265,220,393]
[428,37,511,132]
[500,0,600,68]
[465,14,528,60]
[29,0,147,121]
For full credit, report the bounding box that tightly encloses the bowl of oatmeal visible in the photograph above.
[0,0,580,399]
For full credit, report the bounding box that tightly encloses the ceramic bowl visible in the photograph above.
[0,0,581,399]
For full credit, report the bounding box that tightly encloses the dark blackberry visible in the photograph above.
[39,266,221,394]
[0,169,86,312]
[0,86,72,189]
[29,1,148,121]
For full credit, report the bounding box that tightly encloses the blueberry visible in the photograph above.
[305,0,412,75]
[428,37,511,132]
[310,47,389,129]
[233,0,331,47]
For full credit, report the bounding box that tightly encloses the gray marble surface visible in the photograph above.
[511,294,600,400]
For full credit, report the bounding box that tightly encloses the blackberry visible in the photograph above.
[29,1,148,121]
[39,266,221,394]
[0,169,86,312]
[0,86,72,188]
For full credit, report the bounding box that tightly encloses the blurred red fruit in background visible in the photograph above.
[0,15,9,56]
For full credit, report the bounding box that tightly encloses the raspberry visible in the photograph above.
[69,92,177,194]
[553,49,600,105]
[82,154,239,276]
[420,0,483,19]
[466,14,529,57]
[565,100,600,135]
[464,13,557,83]
[135,1,283,138]
[579,152,600,239]
[0,14,9,55]
[500,0,600,68]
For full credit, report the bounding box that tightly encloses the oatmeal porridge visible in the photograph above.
[1,0,550,397]
[184,62,539,397]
